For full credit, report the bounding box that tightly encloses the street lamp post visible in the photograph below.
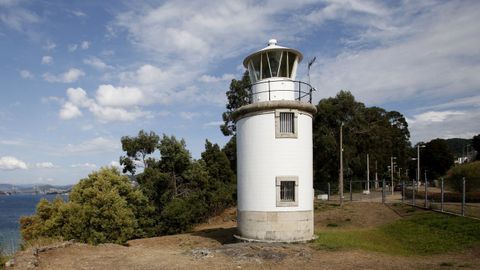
[417,144,426,187]
[339,122,344,206]
[391,156,396,194]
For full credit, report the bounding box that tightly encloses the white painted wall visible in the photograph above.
[251,79,295,102]
[237,111,313,212]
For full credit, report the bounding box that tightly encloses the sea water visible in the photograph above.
[0,194,67,254]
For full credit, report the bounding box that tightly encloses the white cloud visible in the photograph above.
[109,160,121,168]
[96,84,144,107]
[35,162,56,169]
[0,156,28,170]
[71,163,97,168]
[408,111,465,124]
[83,57,113,70]
[199,73,235,83]
[180,111,200,120]
[203,121,223,128]
[59,87,151,122]
[43,40,56,50]
[0,1,40,32]
[0,139,26,146]
[312,1,480,105]
[408,108,480,144]
[59,102,82,120]
[41,55,53,65]
[71,10,86,17]
[68,44,78,52]
[43,68,85,83]
[81,41,90,49]
[19,69,33,79]
[65,137,119,154]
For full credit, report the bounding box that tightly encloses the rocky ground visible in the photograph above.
[6,202,480,270]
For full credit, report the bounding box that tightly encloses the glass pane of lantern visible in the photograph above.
[261,52,271,79]
[268,51,281,77]
[279,51,288,77]
[287,52,296,78]
[248,61,257,82]
[251,56,261,82]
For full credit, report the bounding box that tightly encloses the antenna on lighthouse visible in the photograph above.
[307,56,316,85]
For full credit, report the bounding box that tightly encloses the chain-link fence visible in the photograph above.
[316,177,480,219]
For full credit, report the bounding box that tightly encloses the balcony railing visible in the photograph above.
[246,79,316,104]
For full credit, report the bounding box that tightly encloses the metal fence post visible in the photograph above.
[441,177,444,212]
[382,178,386,204]
[350,180,353,201]
[402,180,405,204]
[462,177,466,216]
[424,172,428,208]
[327,182,331,201]
[412,178,416,206]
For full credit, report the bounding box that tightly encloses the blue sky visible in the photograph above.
[0,0,479,185]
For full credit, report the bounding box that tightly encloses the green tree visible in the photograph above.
[422,138,454,179]
[313,91,411,188]
[20,167,155,244]
[158,135,191,198]
[120,130,160,175]
[446,161,480,192]
[473,134,480,160]
[222,135,237,173]
[220,71,250,136]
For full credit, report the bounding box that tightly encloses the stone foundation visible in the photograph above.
[237,210,314,242]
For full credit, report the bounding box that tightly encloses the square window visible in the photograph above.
[280,181,295,202]
[275,110,298,138]
[276,176,299,207]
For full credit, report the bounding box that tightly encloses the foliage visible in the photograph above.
[313,91,411,188]
[473,134,480,160]
[422,138,454,180]
[315,212,480,255]
[120,130,160,175]
[444,138,472,158]
[20,167,155,245]
[446,161,480,192]
[221,135,237,173]
[220,71,250,136]
[127,135,236,235]
[0,248,8,270]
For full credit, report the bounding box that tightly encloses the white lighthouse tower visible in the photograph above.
[234,39,317,242]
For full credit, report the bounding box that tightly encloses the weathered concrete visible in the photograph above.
[237,210,315,242]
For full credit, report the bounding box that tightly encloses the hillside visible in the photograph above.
[445,138,472,157]
[7,203,480,270]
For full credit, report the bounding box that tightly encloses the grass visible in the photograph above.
[314,212,480,256]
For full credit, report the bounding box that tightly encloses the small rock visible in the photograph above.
[5,258,15,267]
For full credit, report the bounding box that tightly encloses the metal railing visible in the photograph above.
[246,79,316,104]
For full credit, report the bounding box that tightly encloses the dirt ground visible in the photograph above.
[8,202,480,270]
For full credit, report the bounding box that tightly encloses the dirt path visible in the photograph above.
[8,203,480,270]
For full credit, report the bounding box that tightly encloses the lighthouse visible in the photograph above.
[234,39,317,242]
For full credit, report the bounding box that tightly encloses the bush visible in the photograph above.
[445,161,480,192]
[404,190,480,203]
[20,167,155,245]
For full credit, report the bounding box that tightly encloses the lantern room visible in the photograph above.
[242,39,310,103]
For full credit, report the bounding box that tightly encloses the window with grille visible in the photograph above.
[279,112,294,133]
[276,176,298,207]
[275,110,298,138]
[280,181,295,202]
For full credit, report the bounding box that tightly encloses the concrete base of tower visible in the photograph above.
[236,210,315,243]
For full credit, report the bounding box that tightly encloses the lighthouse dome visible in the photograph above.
[243,39,303,83]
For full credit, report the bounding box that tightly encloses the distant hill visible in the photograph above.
[0,183,73,194]
[444,138,473,158]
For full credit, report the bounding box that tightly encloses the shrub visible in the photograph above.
[445,161,480,192]
[20,167,155,245]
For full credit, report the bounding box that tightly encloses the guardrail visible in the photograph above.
[246,79,316,104]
